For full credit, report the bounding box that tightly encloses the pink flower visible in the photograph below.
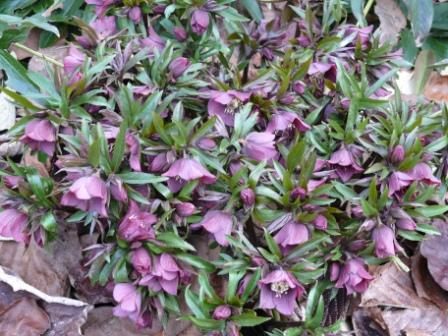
[110,176,128,202]
[173,26,187,41]
[243,132,277,161]
[131,247,152,275]
[314,215,328,230]
[141,26,165,53]
[308,62,337,82]
[266,111,310,133]
[191,9,209,35]
[20,119,56,156]
[372,226,402,258]
[126,133,141,172]
[63,45,85,74]
[207,90,251,126]
[162,158,216,192]
[335,258,373,294]
[388,171,414,196]
[388,163,440,196]
[139,253,182,295]
[117,201,157,242]
[198,210,232,246]
[389,145,405,164]
[86,0,115,17]
[175,202,196,217]
[274,220,309,249]
[128,6,142,23]
[328,146,363,182]
[113,283,152,328]
[169,57,191,78]
[76,16,117,48]
[346,25,373,49]
[61,175,108,217]
[213,305,231,320]
[240,188,255,206]
[0,209,29,243]
[258,269,305,315]
[329,263,340,281]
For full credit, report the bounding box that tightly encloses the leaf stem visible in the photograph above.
[12,43,64,68]
[363,0,375,17]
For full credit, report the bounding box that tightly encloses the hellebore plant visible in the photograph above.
[1,0,448,335]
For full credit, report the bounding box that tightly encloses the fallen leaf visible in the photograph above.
[41,302,89,336]
[352,308,388,336]
[374,0,407,45]
[423,71,448,103]
[28,45,67,76]
[0,92,16,131]
[360,262,448,336]
[420,220,448,291]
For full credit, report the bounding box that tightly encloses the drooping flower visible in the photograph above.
[63,45,85,74]
[329,263,340,281]
[76,16,117,48]
[191,9,209,35]
[86,0,115,17]
[258,269,305,315]
[126,133,141,172]
[162,158,216,192]
[328,145,363,182]
[173,26,187,41]
[0,209,29,243]
[141,26,165,53]
[388,163,440,196]
[308,62,337,82]
[61,175,108,217]
[110,176,128,202]
[117,201,157,242]
[20,119,56,156]
[388,171,414,196]
[242,132,277,161]
[372,226,402,258]
[128,6,142,23]
[207,90,251,126]
[335,258,373,294]
[345,25,373,49]
[198,210,233,246]
[314,215,328,230]
[274,220,309,249]
[175,202,196,217]
[169,57,191,78]
[139,253,182,295]
[391,207,417,231]
[389,144,405,164]
[266,111,310,133]
[113,283,151,328]
[240,188,255,206]
[213,305,232,320]
[131,247,152,276]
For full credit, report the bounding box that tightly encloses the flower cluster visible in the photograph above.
[1,0,446,334]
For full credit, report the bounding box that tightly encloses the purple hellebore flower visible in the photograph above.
[117,201,157,242]
[389,144,405,164]
[61,175,108,217]
[328,145,363,182]
[207,90,251,126]
[308,62,337,82]
[128,6,142,23]
[198,210,233,246]
[314,215,328,230]
[242,132,277,161]
[240,188,255,206]
[162,158,216,193]
[173,26,187,41]
[126,133,141,171]
[86,0,115,17]
[274,220,309,249]
[335,258,373,294]
[196,137,216,150]
[63,45,85,74]
[0,209,29,243]
[346,25,373,50]
[141,26,165,53]
[113,283,152,328]
[20,119,56,156]
[329,263,340,281]
[213,305,232,320]
[391,207,416,231]
[131,247,152,275]
[110,176,128,202]
[266,111,311,133]
[169,57,191,78]
[258,269,305,315]
[139,253,182,295]
[388,171,414,196]
[148,152,173,173]
[388,163,440,196]
[175,202,196,217]
[3,175,24,189]
[191,9,209,35]
[76,16,117,48]
[372,226,402,259]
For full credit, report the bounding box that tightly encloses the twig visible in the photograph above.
[12,42,64,68]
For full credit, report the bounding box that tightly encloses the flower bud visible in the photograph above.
[240,188,255,206]
[169,57,191,78]
[173,26,187,41]
[128,7,142,23]
[390,145,405,164]
[191,9,209,35]
[329,263,340,281]
[314,215,327,230]
[212,305,231,320]
[175,202,196,217]
[131,247,152,275]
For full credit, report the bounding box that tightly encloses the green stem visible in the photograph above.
[363,0,375,17]
[13,43,64,68]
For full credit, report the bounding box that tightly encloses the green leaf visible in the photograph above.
[117,172,168,184]
[408,0,433,46]
[23,15,59,37]
[188,316,225,331]
[415,205,448,217]
[231,312,271,327]
[111,121,128,172]
[416,224,440,236]
[240,0,263,22]
[0,49,39,95]
[40,212,57,233]
[176,253,215,272]
[360,199,378,217]
[350,0,367,26]
[241,268,261,303]
[156,232,196,251]
[184,286,208,319]
[263,229,282,259]
[217,7,249,22]
[286,139,306,172]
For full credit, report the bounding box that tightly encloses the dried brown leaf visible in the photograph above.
[374,0,407,45]
[423,72,448,103]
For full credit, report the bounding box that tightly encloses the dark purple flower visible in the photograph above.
[198,210,232,246]
[173,26,187,41]
[328,145,363,182]
[274,220,309,249]
[266,111,310,133]
[117,201,157,242]
[346,25,373,49]
[61,175,108,217]
[139,253,182,295]
[372,226,402,258]
[191,9,209,35]
[213,305,231,320]
[162,158,216,192]
[169,57,191,78]
[131,247,152,275]
[175,202,196,217]
[0,209,29,243]
[240,188,255,206]
[20,119,56,156]
[242,132,277,161]
[258,269,305,315]
[335,258,373,294]
[128,6,142,23]
[63,45,85,74]
[388,171,414,196]
[308,62,337,82]
[207,90,251,126]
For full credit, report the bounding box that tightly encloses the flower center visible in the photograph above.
[270,280,290,297]
[224,98,242,115]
